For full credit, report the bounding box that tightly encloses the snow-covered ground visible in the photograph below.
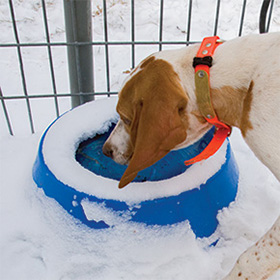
[1,128,280,280]
[0,0,280,279]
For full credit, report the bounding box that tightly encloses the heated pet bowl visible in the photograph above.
[33,97,239,238]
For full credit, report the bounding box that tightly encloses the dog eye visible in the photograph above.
[178,106,185,115]
[122,117,131,126]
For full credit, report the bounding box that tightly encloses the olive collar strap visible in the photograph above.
[185,36,232,166]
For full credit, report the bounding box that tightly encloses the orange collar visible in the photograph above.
[185,36,231,166]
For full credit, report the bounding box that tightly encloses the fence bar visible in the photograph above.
[238,0,247,36]
[41,0,59,117]
[131,0,135,68]
[186,0,192,45]
[0,88,13,136]
[213,0,221,36]
[159,0,164,51]
[8,0,35,134]
[259,0,271,33]
[266,0,274,32]
[102,0,111,96]
[0,40,200,48]
[0,92,118,100]
[63,0,94,108]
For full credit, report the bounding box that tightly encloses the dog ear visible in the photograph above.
[118,99,187,189]
[117,58,189,188]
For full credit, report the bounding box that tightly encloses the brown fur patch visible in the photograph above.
[211,86,245,127]
[117,58,189,132]
[210,83,254,135]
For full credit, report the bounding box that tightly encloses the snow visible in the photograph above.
[0,0,280,279]
[81,199,130,226]
[1,129,280,280]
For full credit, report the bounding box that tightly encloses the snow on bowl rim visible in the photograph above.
[40,97,232,204]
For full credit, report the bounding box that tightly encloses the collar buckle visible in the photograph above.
[193,56,213,68]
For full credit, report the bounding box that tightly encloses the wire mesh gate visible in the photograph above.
[0,0,277,136]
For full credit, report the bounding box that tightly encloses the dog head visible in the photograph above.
[103,52,212,188]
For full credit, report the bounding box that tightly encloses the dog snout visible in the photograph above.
[102,143,114,159]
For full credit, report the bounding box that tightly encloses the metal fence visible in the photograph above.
[0,0,276,136]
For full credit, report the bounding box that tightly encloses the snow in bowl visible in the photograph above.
[32,97,239,238]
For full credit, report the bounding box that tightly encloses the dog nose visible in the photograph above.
[102,144,114,159]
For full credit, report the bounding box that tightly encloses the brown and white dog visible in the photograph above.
[103,32,280,279]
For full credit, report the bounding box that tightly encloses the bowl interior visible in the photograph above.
[76,123,215,182]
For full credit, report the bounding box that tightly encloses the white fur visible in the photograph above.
[104,120,131,165]
[104,33,280,279]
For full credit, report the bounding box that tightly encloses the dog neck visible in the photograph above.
[206,36,262,137]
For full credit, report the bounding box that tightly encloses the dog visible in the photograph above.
[103,32,280,279]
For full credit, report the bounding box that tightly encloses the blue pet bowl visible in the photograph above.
[33,97,239,238]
